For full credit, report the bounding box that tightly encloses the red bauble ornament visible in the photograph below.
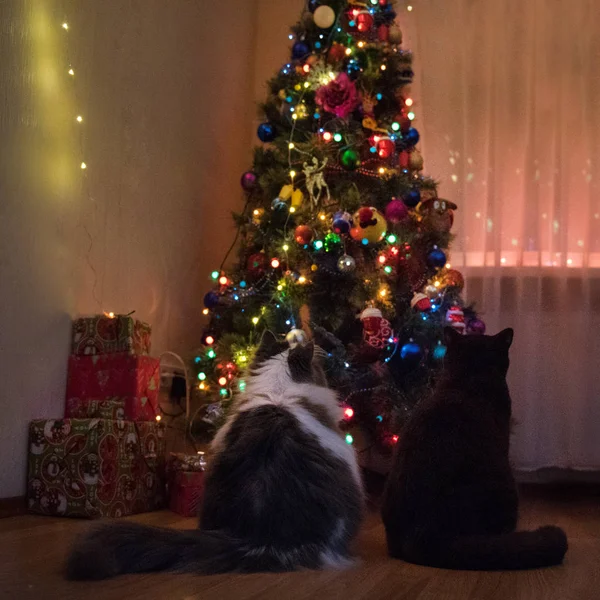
[385,199,409,224]
[356,12,374,32]
[398,151,410,169]
[378,24,389,42]
[294,224,314,245]
[246,252,266,279]
[327,43,347,63]
[377,137,395,159]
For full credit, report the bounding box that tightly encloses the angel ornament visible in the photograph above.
[303,157,331,208]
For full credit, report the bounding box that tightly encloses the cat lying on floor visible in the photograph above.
[382,327,568,570]
[67,332,363,579]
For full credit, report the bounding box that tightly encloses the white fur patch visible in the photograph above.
[319,550,356,570]
[243,351,293,398]
[286,403,362,490]
[212,350,363,497]
[211,353,292,453]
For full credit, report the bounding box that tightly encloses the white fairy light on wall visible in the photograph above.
[61,18,87,171]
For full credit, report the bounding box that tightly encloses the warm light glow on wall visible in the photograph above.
[30,1,79,193]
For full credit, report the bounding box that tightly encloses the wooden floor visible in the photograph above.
[0,486,598,600]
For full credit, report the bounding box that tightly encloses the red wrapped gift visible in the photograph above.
[27,418,166,519]
[169,471,205,517]
[65,398,126,420]
[72,314,151,356]
[66,355,160,422]
[167,453,206,518]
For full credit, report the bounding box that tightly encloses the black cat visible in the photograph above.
[67,332,363,579]
[382,327,568,570]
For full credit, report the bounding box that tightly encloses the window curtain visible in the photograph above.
[405,0,600,471]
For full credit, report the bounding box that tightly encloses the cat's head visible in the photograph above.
[444,327,514,377]
[251,330,328,387]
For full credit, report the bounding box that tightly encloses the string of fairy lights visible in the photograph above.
[60,19,87,171]
[61,12,107,311]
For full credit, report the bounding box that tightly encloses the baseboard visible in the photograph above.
[515,468,600,484]
[0,496,26,519]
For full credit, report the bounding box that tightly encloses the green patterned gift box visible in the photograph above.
[27,419,166,518]
[71,314,151,356]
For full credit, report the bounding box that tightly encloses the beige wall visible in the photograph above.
[0,0,266,498]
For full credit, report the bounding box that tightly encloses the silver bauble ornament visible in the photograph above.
[338,255,356,273]
[286,329,307,348]
[425,284,439,299]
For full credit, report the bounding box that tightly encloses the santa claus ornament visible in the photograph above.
[360,306,393,350]
[446,305,466,333]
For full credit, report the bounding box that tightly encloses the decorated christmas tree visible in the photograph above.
[192,0,484,464]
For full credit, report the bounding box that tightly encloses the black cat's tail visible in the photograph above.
[66,522,248,580]
[402,526,568,571]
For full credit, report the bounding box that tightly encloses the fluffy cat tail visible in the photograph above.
[66,522,247,580]
[419,526,568,571]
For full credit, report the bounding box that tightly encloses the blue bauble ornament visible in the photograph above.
[346,60,362,80]
[433,343,447,360]
[204,291,220,309]
[427,247,447,269]
[332,211,353,234]
[272,198,288,212]
[257,122,277,143]
[382,4,396,18]
[401,341,423,362]
[403,127,420,148]
[292,41,311,60]
[403,189,421,208]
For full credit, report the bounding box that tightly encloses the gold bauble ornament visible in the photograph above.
[350,207,387,244]
[313,5,336,29]
[409,150,424,171]
[388,25,403,45]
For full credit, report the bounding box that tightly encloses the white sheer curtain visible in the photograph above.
[405,0,600,471]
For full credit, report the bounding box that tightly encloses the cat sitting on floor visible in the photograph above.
[67,332,363,580]
[382,327,568,571]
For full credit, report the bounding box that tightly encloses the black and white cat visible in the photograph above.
[67,332,364,580]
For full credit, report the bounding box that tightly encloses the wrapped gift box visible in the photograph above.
[65,398,126,420]
[167,453,206,518]
[27,419,166,518]
[66,355,159,422]
[72,315,151,356]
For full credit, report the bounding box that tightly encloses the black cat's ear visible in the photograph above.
[259,330,279,351]
[494,328,514,348]
[289,340,315,364]
[444,326,463,346]
[288,342,315,382]
[255,330,287,360]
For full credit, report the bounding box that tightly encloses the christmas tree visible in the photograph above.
[192,0,484,463]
